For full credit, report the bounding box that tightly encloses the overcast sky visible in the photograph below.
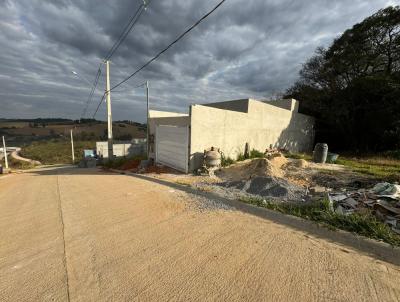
[0,0,397,122]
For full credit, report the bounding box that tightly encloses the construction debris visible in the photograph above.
[328,182,400,234]
[264,146,287,159]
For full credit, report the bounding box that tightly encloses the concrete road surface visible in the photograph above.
[0,167,400,301]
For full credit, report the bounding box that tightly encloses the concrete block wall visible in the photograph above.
[189,99,314,171]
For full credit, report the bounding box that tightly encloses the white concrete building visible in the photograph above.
[148,98,314,173]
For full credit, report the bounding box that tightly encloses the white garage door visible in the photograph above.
[155,125,189,173]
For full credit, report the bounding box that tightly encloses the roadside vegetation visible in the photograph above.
[337,156,400,182]
[285,151,400,182]
[20,140,95,165]
[239,197,400,246]
[1,157,35,170]
[102,155,147,170]
[218,149,400,245]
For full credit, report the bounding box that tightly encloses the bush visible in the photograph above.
[249,149,264,158]
[236,152,246,161]
[384,150,400,160]
[102,155,147,169]
[221,154,235,167]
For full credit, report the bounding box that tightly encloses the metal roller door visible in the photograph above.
[155,125,189,173]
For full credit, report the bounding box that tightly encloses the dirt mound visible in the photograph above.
[216,156,287,181]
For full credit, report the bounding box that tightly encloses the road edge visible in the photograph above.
[109,168,400,266]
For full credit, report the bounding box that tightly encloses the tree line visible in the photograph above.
[286,6,400,152]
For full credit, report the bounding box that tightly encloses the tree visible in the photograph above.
[286,6,400,151]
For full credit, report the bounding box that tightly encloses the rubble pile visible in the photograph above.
[328,182,400,234]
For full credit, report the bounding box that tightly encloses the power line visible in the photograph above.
[112,82,147,93]
[91,0,226,119]
[89,0,149,119]
[104,1,148,60]
[92,82,147,118]
[92,92,106,119]
[81,67,101,118]
[109,0,227,92]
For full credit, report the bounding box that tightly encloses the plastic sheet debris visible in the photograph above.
[328,182,400,234]
[371,182,400,200]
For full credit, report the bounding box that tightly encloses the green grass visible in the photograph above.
[284,152,312,161]
[249,149,264,158]
[222,149,265,167]
[20,140,96,165]
[285,151,400,181]
[239,196,400,246]
[337,156,400,182]
[221,154,235,167]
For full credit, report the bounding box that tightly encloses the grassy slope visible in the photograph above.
[20,140,96,165]
[336,156,400,182]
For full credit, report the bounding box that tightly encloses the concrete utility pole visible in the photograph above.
[105,60,114,159]
[146,81,149,157]
[2,136,8,169]
[70,129,75,164]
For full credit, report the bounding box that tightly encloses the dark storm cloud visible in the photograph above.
[0,0,396,121]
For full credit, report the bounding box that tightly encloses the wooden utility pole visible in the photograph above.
[70,129,75,164]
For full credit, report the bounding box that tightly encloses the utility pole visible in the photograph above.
[105,60,113,159]
[2,136,8,169]
[70,129,75,164]
[146,81,149,157]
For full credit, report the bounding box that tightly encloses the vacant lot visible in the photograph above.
[0,167,399,301]
[20,140,96,165]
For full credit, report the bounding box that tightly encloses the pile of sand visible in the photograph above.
[215,155,307,201]
[216,155,288,181]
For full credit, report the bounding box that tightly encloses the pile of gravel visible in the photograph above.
[218,176,306,201]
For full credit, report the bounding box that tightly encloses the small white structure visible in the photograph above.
[148,98,315,173]
[96,139,146,158]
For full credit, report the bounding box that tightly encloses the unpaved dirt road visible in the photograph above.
[1,167,400,301]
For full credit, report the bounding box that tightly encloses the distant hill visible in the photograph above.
[0,118,146,146]
[0,118,73,124]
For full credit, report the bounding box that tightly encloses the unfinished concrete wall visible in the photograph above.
[148,110,189,136]
[189,99,314,171]
[203,99,249,113]
[266,98,299,112]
